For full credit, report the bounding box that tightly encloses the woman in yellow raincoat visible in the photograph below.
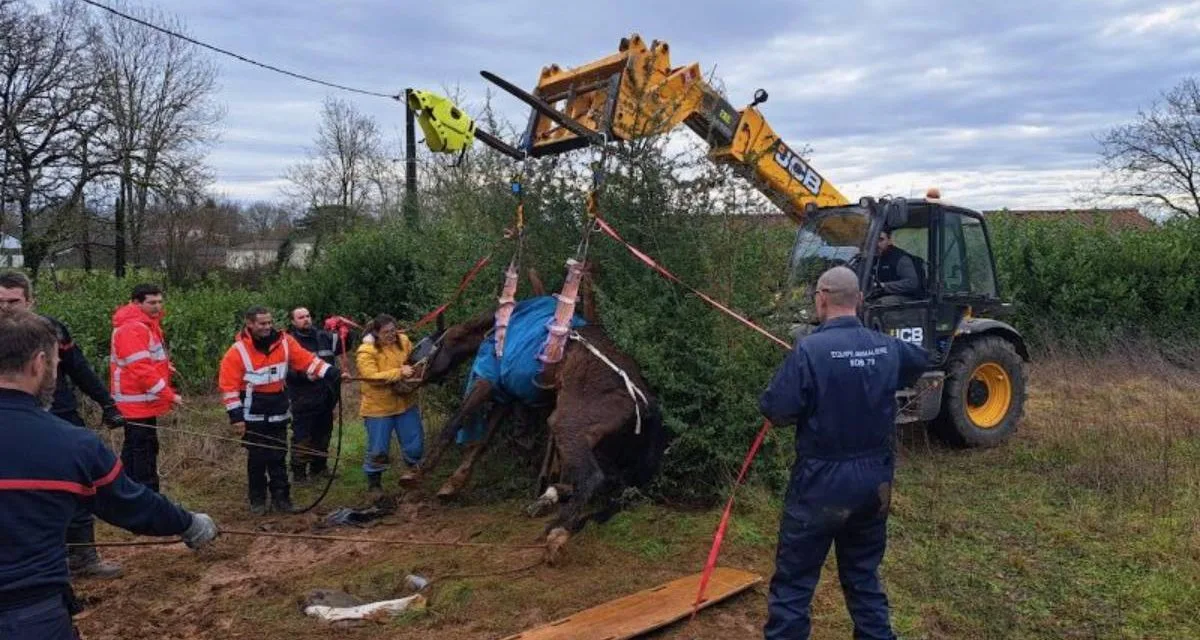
[355,314,422,493]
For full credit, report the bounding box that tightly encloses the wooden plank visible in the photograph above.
[501,568,762,640]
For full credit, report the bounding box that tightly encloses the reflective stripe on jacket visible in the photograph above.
[218,330,331,423]
[286,327,344,412]
[109,303,177,419]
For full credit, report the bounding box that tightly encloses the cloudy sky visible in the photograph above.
[112,0,1200,210]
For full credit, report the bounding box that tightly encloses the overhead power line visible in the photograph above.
[79,0,402,100]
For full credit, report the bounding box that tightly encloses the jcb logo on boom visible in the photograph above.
[891,327,923,345]
[773,141,823,196]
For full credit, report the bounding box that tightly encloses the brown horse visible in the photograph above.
[405,297,668,563]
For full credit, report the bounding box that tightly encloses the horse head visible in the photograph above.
[411,311,493,384]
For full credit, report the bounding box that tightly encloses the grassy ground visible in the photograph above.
[72,356,1200,639]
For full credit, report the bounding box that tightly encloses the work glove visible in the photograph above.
[181,513,219,550]
[101,405,126,430]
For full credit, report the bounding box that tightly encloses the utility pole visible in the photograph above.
[114,193,125,277]
[0,122,9,265]
[403,88,418,226]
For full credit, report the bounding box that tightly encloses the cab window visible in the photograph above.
[940,211,997,297]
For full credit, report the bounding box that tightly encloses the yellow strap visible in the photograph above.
[585,191,599,220]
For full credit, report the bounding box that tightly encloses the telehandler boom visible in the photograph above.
[415,34,1030,447]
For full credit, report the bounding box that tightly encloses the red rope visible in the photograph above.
[594,217,792,351]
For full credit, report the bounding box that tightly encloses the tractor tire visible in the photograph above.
[935,336,1025,447]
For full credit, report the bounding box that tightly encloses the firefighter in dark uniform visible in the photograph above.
[0,307,218,639]
[759,266,929,640]
[0,272,126,579]
[285,307,345,482]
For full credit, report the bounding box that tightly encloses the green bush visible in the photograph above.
[989,216,1200,346]
[35,271,259,393]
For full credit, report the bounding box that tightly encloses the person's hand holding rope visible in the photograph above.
[101,404,126,430]
[181,513,219,550]
[231,421,246,437]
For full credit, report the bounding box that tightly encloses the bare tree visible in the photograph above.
[1100,76,1200,219]
[145,195,240,283]
[240,200,294,239]
[90,0,222,275]
[0,0,98,276]
[283,96,385,214]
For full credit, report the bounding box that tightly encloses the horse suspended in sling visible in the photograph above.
[403,274,668,564]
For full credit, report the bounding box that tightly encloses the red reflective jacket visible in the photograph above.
[109,303,177,419]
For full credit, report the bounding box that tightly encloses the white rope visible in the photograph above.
[568,331,649,434]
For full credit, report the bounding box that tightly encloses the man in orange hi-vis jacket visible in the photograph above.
[110,283,182,494]
[219,305,345,515]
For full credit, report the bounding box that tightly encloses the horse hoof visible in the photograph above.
[545,527,570,567]
[436,483,459,501]
[526,498,553,518]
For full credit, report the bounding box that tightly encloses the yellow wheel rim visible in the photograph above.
[965,362,1012,429]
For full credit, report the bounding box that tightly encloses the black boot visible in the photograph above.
[67,529,123,580]
[366,471,383,495]
[271,489,296,514]
[291,464,309,485]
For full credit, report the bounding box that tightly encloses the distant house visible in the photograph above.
[983,208,1154,231]
[0,234,22,268]
[225,238,315,270]
[194,246,231,269]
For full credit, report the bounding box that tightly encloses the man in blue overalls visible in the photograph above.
[759,266,929,639]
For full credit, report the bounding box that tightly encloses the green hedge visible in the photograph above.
[989,216,1200,346]
[35,271,260,394]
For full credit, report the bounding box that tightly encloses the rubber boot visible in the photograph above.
[249,499,268,516]
[271,490,296,514]
[366,471,383,495]
[67,530,123,580]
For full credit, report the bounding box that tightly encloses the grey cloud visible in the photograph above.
[142,0,1199,208]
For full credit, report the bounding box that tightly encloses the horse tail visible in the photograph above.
[631,400,668,489]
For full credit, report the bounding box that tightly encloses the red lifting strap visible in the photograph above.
[408,255,493,331]
[588,218,792,620]
[593,217,793,351]
[690,419,773,619]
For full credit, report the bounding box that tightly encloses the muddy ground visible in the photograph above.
[70,356,1200,639]
[75,490,771,639]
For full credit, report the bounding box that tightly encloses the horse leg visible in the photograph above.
[437,404,511,500]
[403,379,493,487]
[576,479,625,528]
[527,482,573,518]
[543,430,607,566]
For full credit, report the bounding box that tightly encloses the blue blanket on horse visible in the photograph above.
[458,296,586,443]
